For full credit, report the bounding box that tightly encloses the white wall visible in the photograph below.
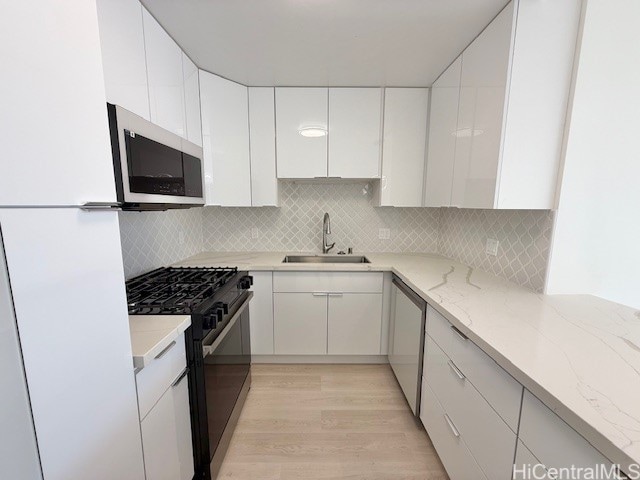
[547,0,640,309]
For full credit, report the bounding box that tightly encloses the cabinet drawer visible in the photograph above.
[420,380,488,480]
[519,390,611,470]
[513,440,557,480]
[273,271,383,293]
[136,333,187,420]
[424,336,517,479]
[427,305,522,430]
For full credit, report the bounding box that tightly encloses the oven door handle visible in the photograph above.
[202,292,253,359]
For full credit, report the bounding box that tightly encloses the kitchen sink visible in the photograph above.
[282,255,371,264]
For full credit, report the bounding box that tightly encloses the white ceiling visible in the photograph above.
[141,0,509,87]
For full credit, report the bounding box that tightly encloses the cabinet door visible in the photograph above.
[0,209,144,480]
[380,88,430,206]
[96,0,149,120]
[182,53,202,146]
[275,88,328,178]
[171,369,194,480]
[140,389,181,480]
[143,8,186,137]
[273,293,327,354]
[200,71,251,206]
[328,88,382,178]
[249,271,274,354]
[249,88,279,206]
[424,57,461,207]
[0,0,117,206]
[451,2,513,208]
[328,293,382,355]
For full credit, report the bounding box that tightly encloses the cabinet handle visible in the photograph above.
[448,360,466,380]
[443,414,460,438]
[312,292,328,297]
[327,293,343,297]
[450,325,468,341]
[171,367,189,387]
[154,341,176,359]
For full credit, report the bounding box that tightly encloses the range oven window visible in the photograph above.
[203,303,251,461]
[124,131,202,198]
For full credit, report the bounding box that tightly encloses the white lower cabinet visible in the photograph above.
[141,388,181,480]
[424,336,517,479]
[249,271,274,355]
[273,293,328,354]
[420,380,488,480]
[513,441,556,480]
[136,334,193,480]
[328,293,382,355]
[271,272,384,356]
[518,390,612,471]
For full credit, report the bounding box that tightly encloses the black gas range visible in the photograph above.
[126,267,253,480]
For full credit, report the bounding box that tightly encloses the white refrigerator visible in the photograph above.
[0,1,145,479]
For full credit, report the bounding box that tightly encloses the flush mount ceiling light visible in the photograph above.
[452,128,484,138]
[298,127,327,137]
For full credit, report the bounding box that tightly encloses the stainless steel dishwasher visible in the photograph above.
[388,276,427,416]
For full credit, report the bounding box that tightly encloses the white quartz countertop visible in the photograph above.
[174,251,640,468]
[129,315,191,370]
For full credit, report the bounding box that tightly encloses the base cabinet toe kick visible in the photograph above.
[385,279,624,480]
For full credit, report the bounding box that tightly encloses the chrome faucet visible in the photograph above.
[322,212,335,254]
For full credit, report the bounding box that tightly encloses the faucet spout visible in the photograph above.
[322,213,335,253]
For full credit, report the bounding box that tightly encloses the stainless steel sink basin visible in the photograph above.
[282,255,371,264]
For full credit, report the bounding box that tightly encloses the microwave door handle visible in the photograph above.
[202,292,253,359]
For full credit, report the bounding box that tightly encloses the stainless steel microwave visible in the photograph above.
[106,103,204,211]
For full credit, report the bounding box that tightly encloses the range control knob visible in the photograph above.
[202,314,215,330]
[212,302,228,324]
[239,275,253,290]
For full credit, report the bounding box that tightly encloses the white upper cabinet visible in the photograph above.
[182,53,202,146]
[424,57,462,207]
[451,2,513,209]
[200,71,252,206]
[275,88,328,178]
[429,0,581,209]
[379,88,430,207]
[96,0,150,120]
[0,0,117,206]
[143,8,186,137]
[249,88,279,206]
[328,88,382,179]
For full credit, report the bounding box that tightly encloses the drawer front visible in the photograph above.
[427,305,522,430]
[273,271,383,293]
[424,336,517,480]
[519,390,612,470]
[420,380,488,480]
[136,333,187,420]
[513,440,557,480]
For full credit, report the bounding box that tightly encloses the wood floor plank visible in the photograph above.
[217,364,448,479]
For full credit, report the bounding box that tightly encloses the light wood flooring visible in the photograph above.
[217,364,449,479]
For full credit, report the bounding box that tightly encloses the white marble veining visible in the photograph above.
[174,251,640,468]
[129,315,191,370]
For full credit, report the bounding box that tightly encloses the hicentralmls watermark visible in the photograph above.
[513,463,639,480]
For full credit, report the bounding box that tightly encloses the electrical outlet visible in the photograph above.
[379,228,391,240]
[179,231,185,245]
[485,238,499,256]
[251,227,260,239]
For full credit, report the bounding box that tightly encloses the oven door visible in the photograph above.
[201,293,252,471]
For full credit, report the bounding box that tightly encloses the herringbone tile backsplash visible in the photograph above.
[118,182,554,291]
